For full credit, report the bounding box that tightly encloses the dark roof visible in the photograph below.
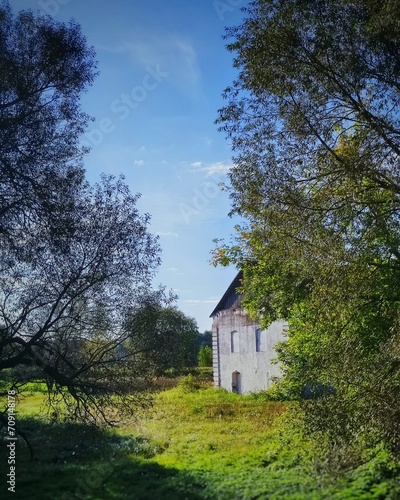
[209,270,243,317]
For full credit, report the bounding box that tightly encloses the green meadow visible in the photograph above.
[1,376,399,499]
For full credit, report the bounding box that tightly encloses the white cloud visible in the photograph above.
[183,299,219,305]
[204,162,232,177]
[134,159,144,166]
[190,161,232,177]
[157,231,179,238]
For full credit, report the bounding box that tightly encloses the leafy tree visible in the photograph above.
[125,305,199,375]
[0,1,96,245]
[214,0,400,453]
[0,3,163,426]
[1,175,162,423]
[198,346,213,367]
[197,330,212,350]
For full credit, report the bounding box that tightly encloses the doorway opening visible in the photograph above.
[232,371,241,394]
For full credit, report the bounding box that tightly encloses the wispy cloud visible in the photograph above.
[183,299,219,304]
[190,161,232,177]
[97,33,200,88]
[157,231,179,238]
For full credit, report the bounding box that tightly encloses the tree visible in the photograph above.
[1,175,162,423]
[125,305,199,375]
[0,3,163,426]
[0,1,96,246]
[197,330,212,350]
[198,346,212,367]
[215,0,400,453]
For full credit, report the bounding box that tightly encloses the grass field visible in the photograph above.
[1,377,399,499]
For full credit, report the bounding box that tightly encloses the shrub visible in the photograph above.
[178,374,201,393]
[198,346,212,367]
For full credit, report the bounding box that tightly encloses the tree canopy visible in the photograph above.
[125,304,199,375]
[0,2,163,426]
[0,1,95,244]
[215,0,400,453]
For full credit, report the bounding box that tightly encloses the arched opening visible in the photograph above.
[232,371,241,394]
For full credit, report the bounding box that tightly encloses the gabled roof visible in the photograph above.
[209,270,243,317]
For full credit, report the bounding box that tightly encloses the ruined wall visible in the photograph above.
[212,307,287,394]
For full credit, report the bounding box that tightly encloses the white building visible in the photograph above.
[210,271,288,394]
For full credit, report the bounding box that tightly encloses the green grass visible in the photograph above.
[1,382,400,499]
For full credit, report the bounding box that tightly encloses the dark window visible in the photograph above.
[255,328,263,352]
[231,330,239,353]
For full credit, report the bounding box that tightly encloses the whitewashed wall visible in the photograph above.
[212,307,287,394]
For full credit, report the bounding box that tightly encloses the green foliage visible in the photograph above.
[196,330,212,349]
[197,345,213,367]
[7,387,400,499]
[0,3,163,425]
[177,371,214,393]
[178,374,201,393]
[215,0,400,457]
[163,367,213,380]
[125,305,199,375]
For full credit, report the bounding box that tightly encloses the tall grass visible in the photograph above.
[1,378,399,499]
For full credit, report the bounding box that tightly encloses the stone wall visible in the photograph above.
[212,307,287,394]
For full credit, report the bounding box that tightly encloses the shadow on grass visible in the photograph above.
[0,417,208,500]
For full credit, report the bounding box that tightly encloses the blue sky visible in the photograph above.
[16,0,248,331]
